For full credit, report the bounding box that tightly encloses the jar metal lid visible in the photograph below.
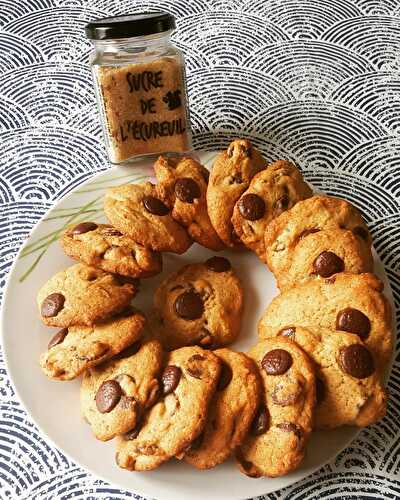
[85,12,176,40]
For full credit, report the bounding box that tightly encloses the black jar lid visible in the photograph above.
[85,12,176,40]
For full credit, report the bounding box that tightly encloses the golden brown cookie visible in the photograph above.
[104,182,192,253]
[154,155,224,251]
[207,139,267,247]
[39,309,145,380]
[232,161,312,260]
[81,338,163,440]
[276,228,373,290]
[184,348,262,469]
[275,326,387,429]
[150,258,244,350]
[264,195,372,283]
[115,346,221,471]
[60,222,162,278]
[258,273,393,373]
[37,264,137,328]
[236,338,316,478]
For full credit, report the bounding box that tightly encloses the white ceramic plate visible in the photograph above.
[1,152,395,500]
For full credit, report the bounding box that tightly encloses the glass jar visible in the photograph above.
[85,13,192,165]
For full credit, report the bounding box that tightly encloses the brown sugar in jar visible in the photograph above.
[85,13,192,164]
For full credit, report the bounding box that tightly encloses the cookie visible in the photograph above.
[149,258,244,350]
[40,309,145,380]
[60,222,162,278]
[154,156,224,251]
[184,348,262,469]
[81,338,163,440]
[207,139,267,247]
[276,326,387,429]
[236,338,316,478]
[264,195,372,282]
[37,264,137,328]
[275,228,374,290]
[258,273,393,373]
[232,161,312,260]
[104,182,192,254]
[115,346,221,471]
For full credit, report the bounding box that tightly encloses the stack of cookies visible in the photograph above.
[36,139,392,479]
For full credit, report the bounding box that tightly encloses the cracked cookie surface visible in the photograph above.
[115,346,221,471]
[40,310,145,380]
[150,258,244,350]
[37,263,137,327]
[236,338,315,478]
[61,222,162,278]
[81,338,163,440]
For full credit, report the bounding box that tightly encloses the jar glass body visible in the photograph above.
[89,32,192,165]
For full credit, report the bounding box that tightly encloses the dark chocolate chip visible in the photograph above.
[251,406,269,435]
[95,380,122,413]
[174,178,201,203]
[338,344,375,379]
[41,293,65,318]
[261,349,293,375]
[279,326,296,339]
[336,308,371,341]
[142,196,169,215]
[205,256,231,273]
[217,361,233,391]
[123,426,140,441]
[276,422,303,439]
[313,251,345,278]
[174,291,204,320]
[186,354,206,379]
[316,377,325,404]
[238,194,265,221]
[298,228,320,240]
[353,226,369,241]
[101,227,123,237]
[162,365,182,395]
[273,194,290,215]
[70,222,98,235]
[48,328,68,349]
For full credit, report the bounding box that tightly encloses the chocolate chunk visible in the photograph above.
[251,407,269,435]
[186,354,206,379]
[298,228,320,240]
[261,349,293,375]
[95,380,122,413]
[279,326,296,339]
[217,361,233,391]
[142,196,169,215]
[162,365,182,395]
[339,344,375,379]
[273,194,290,215]
[353,226,369,241]
[71,222,98,235]
[336,308,371,340]
[313,251,345,278]
[316,377,325,404]
[276,422,303,439]
[101,227,123,237]
[48,328,68,349]
[238,194,265,221]
[205,256,231,272]
[174,178,201,203]
[41,293,65,317]
[123,426,140,441]
[174,291,204,320]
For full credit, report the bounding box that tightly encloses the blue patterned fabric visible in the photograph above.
[0,1,399,499]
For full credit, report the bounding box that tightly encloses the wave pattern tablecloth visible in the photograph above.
[0,0,399,499]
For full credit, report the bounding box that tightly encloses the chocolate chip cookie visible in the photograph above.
[104,182,192,253]
[81,338,163,440]
[115,346,221,471]
[264,195,372,284]
[258,273,392,373]
[232,161,312,260]
[276,326,387,429]
[60,222,162,278]
[207,139,267,247]
[276,228,374,290]
[149,258,244,350]
[40,309,145,380]
[37,264,137,327]
[236,338,316,478]
[154,156,224,251]
[184,348,262,469]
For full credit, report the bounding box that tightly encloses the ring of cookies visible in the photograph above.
[37,139,392,478]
